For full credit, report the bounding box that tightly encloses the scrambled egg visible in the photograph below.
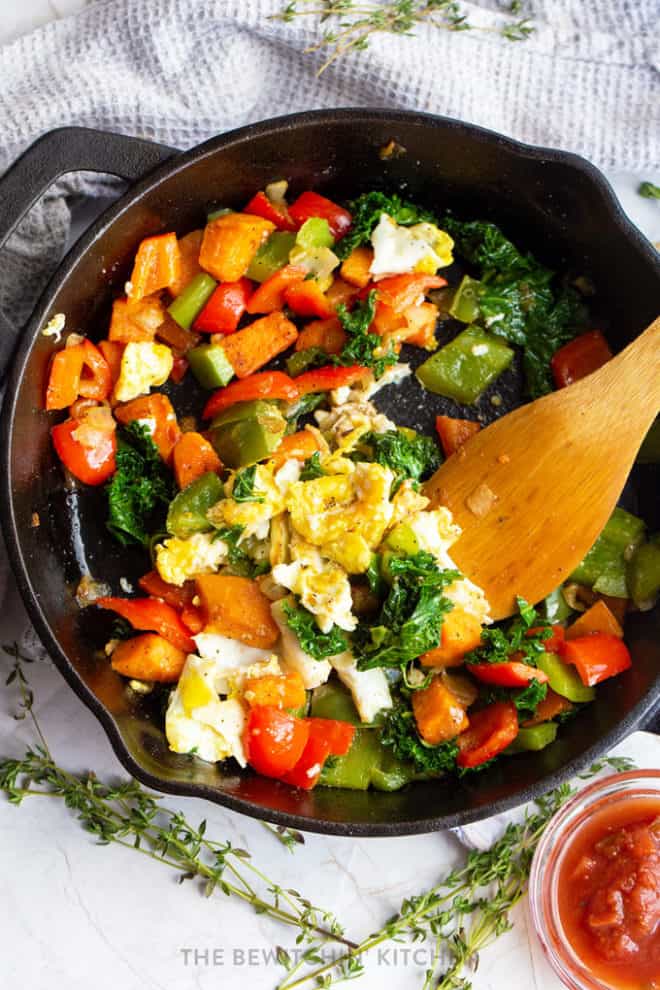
[370,214,454,278]
[207,461,299,542]
[270,599,332,689]
[285,462,394,574]
[193,632,277,693]
[330,650,392,723]
[272,540,356,633]
[315,398,395,442]
[165,656,247,765]
[113,341,174,403]
[156,531,228,587]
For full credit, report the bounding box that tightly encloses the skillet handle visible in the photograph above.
[0,126,176,379]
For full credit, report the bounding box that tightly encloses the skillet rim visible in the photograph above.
[2,107,658,836]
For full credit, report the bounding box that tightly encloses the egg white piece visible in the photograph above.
[270,599,332,689]
[193,632,277,694]
[369,214,453,278]
[330,650,392,724]
[165,656,247,765]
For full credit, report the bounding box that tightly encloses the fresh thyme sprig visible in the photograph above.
[274,1,534,75]
[262,820,307,853]
[276,755,635,990]
[0,644,354,956]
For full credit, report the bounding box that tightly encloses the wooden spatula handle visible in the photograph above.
[599,315,660,411]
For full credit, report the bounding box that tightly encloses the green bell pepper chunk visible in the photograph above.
[319,728,382,790]
[207,206,232,221]
[570,507,646,598]
[167,273,217,329]
[381,523,420,582]
[416,326,514,403]
[506,722,558,754]
[369,748,419,791]
[543,587,573,623]
[626,535,660,608]
[449,275,482,323]
[286,347,326,378]
[637,418,660,464]
[536,651,595,703]
[166,471,224,539]
[295,217,334,251]
[246,232,297,282]
[311,678,360,724]
[209,400,286,468]
[187,343,235,390]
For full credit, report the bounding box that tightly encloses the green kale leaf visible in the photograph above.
[381,704,458,774]
[444,217,587,398]
[106,422,174,546]
[360,428,442,492]
[299,452,326,481]
[213,524,269,579]
[231,465,264,503]
[335,290,397,379]
[481,677,548,723]
[338,191,438,259]
[282,601,348,660]
[354,552,460,670]
[464,597,551,668]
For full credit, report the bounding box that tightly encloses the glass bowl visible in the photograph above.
[528,769,660,990]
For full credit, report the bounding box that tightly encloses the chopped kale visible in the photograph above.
[338,191,438,259]
[299,452,326,481]
[381,704,458,774]
[213,524,268,578]
[444,217,587,397]
[106,422,174,546]
[282,601,348,660]
[285,391,326,430]
[335,290,397,379]
[464,597,551,668]
[481,678,548,723]
[231,465,264,503]
[360,428,442,492]
[354,552,460,670]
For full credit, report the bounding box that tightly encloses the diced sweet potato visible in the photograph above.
[221,311,298,379]
[129,233,181,300]
[420,608,484,668]
[243,670,306,710]
[195,574,280,649]
[325,277,359,311]
[412,677,469,745]
[403,301,439,349]
[109,296,165,343]
[340,246,374,288]
[565,600,624,640]
[295,317,347,355]
[523,689,574,727]
[199,213,275,282]
[172,432,222,489]
[170,230,204,297]
[110,632,186,683]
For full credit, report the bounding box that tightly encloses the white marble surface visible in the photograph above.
[0,5,659,990]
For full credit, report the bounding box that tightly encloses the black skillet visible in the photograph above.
[0,110,658,836]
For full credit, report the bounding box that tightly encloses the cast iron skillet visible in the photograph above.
[0,110,658,836]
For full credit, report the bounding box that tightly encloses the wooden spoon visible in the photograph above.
[424,316,660,621]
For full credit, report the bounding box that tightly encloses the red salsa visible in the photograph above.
[557,798,660,990]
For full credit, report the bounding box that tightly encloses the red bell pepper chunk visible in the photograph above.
[193,278,253,334]
[51,417,117,486]
[202,371,300,419]
[551,330,612,388]
[288,191,352,240]
[293,364,370,396]
[284,280,335,319]
[78,340,113,401]
[435,415,481,457]
[376,274,447,313]
[281,718,356,790]
[180,604,205,635]
[528,624,565,654]
[96,597,196,653]
[560,633,632,686]
[138,570,195,610]
[244,706,310,778]
[246,265,307,315]
[305,717,356,756]
[170,355,189,384]
[244,191,297,232]
[456,701,519,768]
[469,661,549,688]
